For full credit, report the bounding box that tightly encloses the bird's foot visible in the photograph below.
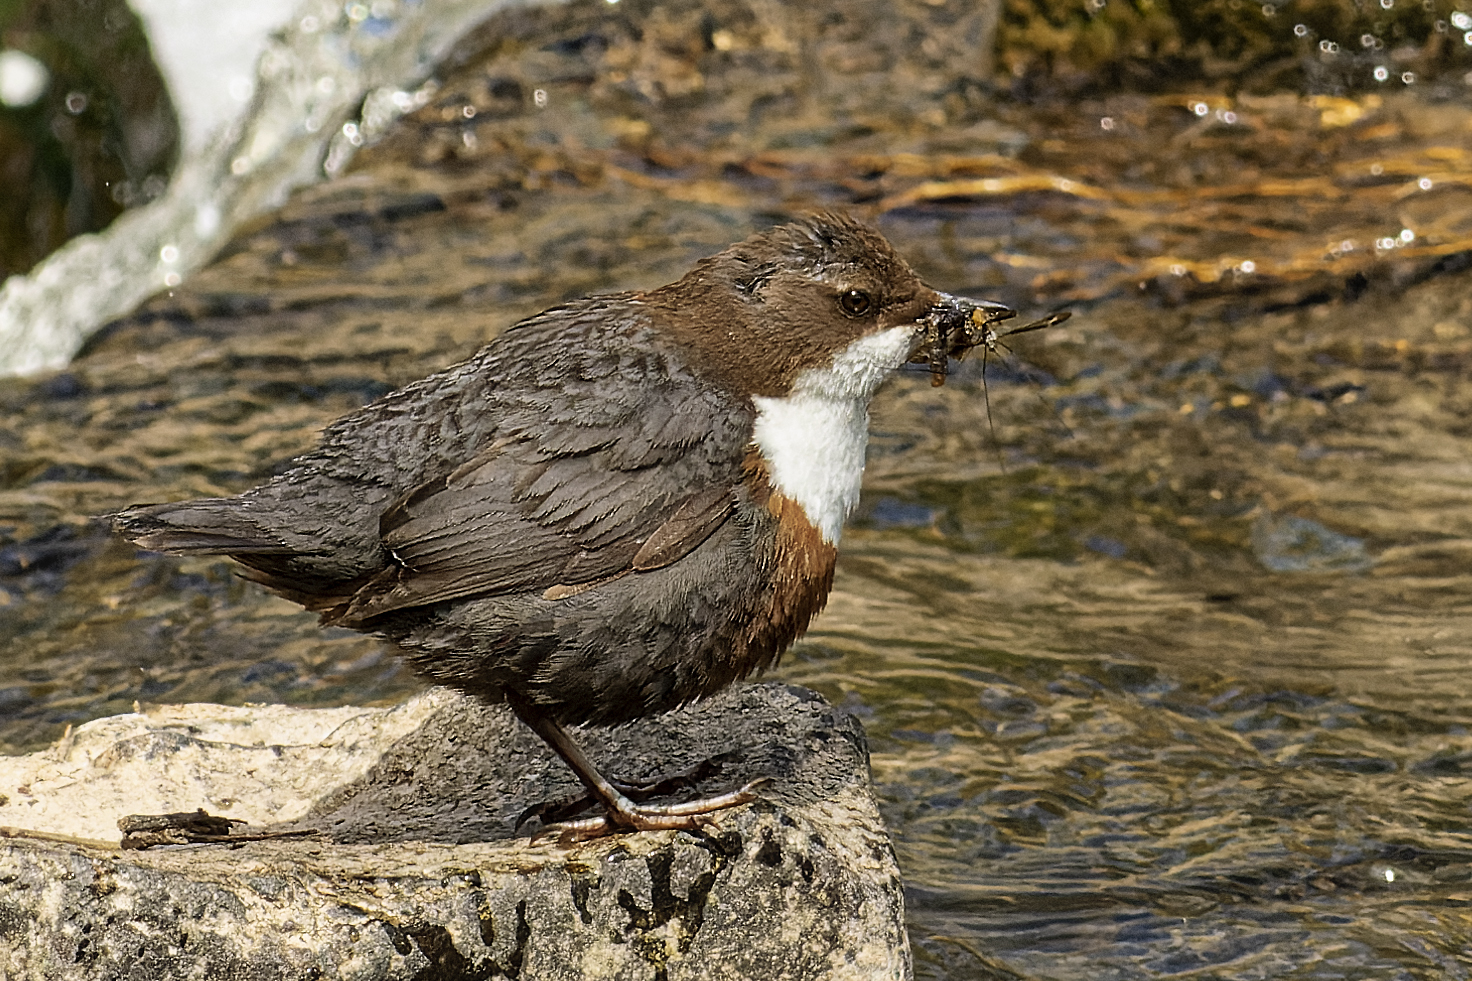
[515,758,728,829]
[529,777,769,843]
[502,693,765,842]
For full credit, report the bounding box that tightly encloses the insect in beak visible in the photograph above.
[912,299,1070,387]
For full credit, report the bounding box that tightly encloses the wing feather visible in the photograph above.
[328,312,754,626]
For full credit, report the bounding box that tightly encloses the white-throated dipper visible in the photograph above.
[111,214,1019,836]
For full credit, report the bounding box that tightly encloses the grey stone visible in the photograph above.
[0,683,909,979]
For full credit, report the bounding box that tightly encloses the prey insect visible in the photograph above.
[911,307,1071,387]
[906,305,1072,469]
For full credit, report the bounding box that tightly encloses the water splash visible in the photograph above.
[0,0,567,378]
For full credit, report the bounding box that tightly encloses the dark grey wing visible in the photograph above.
[327,308,753,626]
[111,298,754,619]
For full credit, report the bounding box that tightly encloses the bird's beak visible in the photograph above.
[913,292,1016,387]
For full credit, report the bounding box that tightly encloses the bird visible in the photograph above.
[110,213,1016,837]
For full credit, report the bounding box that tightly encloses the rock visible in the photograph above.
[0,683,909,980]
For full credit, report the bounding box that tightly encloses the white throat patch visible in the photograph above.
[751,325,919,544]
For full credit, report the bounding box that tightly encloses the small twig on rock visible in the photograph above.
[118,808,318,850]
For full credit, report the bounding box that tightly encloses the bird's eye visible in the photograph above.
[838,289,873,317]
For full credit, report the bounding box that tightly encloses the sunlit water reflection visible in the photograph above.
[4,2,1472,977]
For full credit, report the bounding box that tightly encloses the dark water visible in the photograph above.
[4,2,1472,978]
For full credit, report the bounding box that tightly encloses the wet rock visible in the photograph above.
[0,683,909,980]
[1250,512,1373,574]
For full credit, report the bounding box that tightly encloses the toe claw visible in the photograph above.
[530,775,769,841]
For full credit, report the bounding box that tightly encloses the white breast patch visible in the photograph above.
[751,325,919,544]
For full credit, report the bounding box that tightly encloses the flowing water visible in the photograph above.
[4,1,1472,977]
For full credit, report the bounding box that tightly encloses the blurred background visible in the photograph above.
[3,1,1472,977]
[0,0,175,281]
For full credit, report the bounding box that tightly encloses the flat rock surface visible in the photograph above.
[0,683,908,980]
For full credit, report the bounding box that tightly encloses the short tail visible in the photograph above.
[109,499,363,620]
[108,500,298,556]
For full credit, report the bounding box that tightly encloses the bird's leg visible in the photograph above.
[505,691,763,839]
